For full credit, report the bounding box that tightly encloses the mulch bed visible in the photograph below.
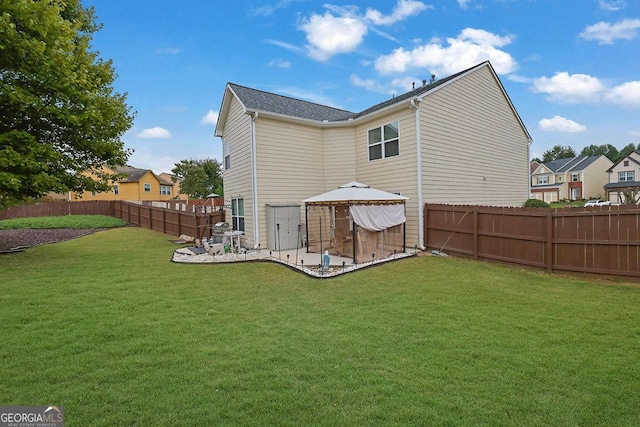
[0,229,101,252]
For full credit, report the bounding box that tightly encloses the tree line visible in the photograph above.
[533,142,640,164]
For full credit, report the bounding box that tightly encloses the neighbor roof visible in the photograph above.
[113,166,172,185]
[539,156,602,174]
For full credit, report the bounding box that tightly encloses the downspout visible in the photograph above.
[250,112,260,248]
[410,98,426,250]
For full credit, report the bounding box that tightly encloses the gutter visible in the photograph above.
[250,112,260,247]
[410,98,426,250]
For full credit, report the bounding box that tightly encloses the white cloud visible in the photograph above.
[299,1,430,61]
[137,127,172,139]
[374,28,517,76]
[599,0,626,11]
[531,72,605,103]
[265,39,304,54]
[201,110,219,125]
[268,58,291,68]
[457,0,473,10]
[580,19,640,44]
[538,116,587,133]
[605,81,640,107]
[157,47,180,54]
[365,0,431,26]
[300,11,368,61]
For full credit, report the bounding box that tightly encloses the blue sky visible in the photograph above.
[84,0,640,173]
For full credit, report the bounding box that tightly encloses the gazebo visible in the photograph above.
[302,182,409,263]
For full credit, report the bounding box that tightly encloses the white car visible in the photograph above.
[584,199,611,207]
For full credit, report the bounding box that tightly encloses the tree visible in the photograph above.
[171,158,223,199]
[580,144,619,162]
[0,0,134,208]
[616,143,636,163]
[542,145,576,163]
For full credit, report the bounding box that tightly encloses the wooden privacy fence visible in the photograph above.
[424,204,640,279]
[114,201,225,239]
[0,201,115,220]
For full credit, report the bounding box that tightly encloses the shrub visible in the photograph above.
[524,198,550,208]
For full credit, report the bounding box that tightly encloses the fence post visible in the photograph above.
[423,204,428,249]
[546,212,553,272]
[162,209,166,234]
[473,209,479,260]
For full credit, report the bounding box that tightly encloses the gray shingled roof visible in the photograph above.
[113,166,152,183]
[542,156,601,173]
[604,180,640,189]
[227,84,356,122]
[228,62,487,123]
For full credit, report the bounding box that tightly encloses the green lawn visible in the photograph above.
[0,215,127,229]
[1,227,639,426]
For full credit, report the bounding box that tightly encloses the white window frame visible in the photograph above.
[619,171,634,182]
[143,183,151,192]
[368,121,399,161]
[224,141,231,170]
[571,173,579,182]
[537,176,549,185]
[232,198,245,232]
[160,185,171,196]
[113,184,119,195]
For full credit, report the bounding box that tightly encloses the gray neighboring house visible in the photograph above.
[214,61,532,251]
[604,150,640,203]
[530,156,612,202]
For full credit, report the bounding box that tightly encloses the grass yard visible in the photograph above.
[0,215,127,229]
[1,227,639,426]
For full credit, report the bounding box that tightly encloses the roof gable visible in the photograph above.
[215,61,531,142]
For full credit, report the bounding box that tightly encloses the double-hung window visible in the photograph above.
[160,185,171,196]
[537,176,549,185]
[143,183,151,192]
[113,184,119,195]
[619,171,634,182]
[232,198,245,232]
[224,141,231,170]
[368,121,399,161]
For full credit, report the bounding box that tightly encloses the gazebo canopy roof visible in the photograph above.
[302,182,409,205]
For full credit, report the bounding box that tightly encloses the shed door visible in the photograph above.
[266,205,301,251]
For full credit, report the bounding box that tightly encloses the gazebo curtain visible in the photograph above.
[349,204,405,231]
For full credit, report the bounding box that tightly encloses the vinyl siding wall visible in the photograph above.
[72,171,172,201]
[322,127,357,190]
[354,107,421,246]
[582,156,613,199]
[422,66,530,207]
[220,96,254,245]
[254,117,325,247]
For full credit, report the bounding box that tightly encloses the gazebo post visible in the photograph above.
[352,222,357,264]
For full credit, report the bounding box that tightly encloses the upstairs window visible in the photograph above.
[537,176,549,185]
[572,173,579,182]
[224,141,231,170]
[619,171,634,182]
[368,121,399,161]
[160,185,171,195]
[144,183,151,192]
[114,184,119,195]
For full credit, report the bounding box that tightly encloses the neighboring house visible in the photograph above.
[214,61,532,250]
[604,150,640,203]
[158,172,187,200]
[530,156,612,202]
[72,165,175,201]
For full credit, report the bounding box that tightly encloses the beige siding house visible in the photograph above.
[530,156,613,202]
[215,61,531,251]
[605,150,640,203]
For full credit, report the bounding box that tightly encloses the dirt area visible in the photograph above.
[0,229,100,252]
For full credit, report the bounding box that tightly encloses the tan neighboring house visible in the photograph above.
[158,172,187,200]
[604,150,640,203]
[214,61,532,250]
[71,165,174,201]
[530,156,613,202]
